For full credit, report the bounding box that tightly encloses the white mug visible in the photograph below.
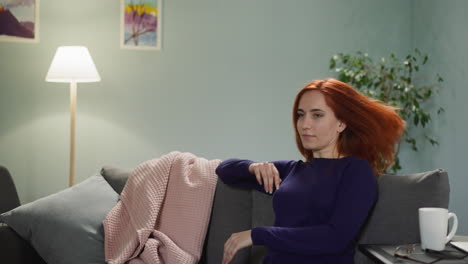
[419,207,458,251]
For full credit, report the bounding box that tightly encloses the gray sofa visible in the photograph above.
[0,165,450,264]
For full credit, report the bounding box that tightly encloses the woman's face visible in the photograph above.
[296,90,346,158]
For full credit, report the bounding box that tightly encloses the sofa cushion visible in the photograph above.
[358,168,450,244]
[354,169,450,264]
[0,175,119,264]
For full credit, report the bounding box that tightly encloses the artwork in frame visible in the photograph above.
[120,0,162,50]
[0,0,39,43]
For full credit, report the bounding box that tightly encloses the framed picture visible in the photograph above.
[0,0,40,43]
[120,0,162,50]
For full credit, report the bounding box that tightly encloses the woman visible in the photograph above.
[216,78,405,264]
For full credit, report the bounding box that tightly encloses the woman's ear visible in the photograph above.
[338,121,347,133]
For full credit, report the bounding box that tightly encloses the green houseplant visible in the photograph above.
[328,49,444,172]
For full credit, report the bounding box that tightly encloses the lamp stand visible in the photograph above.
[69,81,77,187]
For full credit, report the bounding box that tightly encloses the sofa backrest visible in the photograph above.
[0,166,21,214]
[201,181,252,264]
[100,166,450,264]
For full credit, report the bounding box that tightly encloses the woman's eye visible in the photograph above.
[313,113,323,118]
[296,113,304,118]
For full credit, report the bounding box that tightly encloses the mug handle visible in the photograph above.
[446,212,458,243]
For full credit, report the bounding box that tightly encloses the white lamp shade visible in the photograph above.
[46,46,101,83]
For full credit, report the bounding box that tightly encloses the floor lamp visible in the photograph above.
[45,46,100,187]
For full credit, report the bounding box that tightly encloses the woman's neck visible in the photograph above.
[313,148,342,159]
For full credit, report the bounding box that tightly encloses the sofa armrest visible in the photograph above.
[0,224,46,264]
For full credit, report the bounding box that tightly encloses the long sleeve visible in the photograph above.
[251,159,377,255]
[215,159,296,194]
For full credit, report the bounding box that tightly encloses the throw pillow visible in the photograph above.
[100,165,131,194]
[358,168,450,245]
[0,175,119,264]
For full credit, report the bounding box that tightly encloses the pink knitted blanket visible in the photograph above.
[103,151,221,264]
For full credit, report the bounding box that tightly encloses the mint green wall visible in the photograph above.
[409,0,468,235]
[15,0,468,230]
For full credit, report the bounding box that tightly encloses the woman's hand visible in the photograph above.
[249,162,282,193]
[222,230,253,264]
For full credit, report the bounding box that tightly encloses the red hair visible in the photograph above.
[292,78,405,175]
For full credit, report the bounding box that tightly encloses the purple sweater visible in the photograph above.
[215,156,377,264]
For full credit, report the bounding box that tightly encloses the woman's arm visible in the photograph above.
[215,159,296,194]
[251,159,377,255]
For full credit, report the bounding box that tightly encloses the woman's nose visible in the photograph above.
[300,117,313,130]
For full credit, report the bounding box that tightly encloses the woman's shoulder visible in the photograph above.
[343,156,375,179]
